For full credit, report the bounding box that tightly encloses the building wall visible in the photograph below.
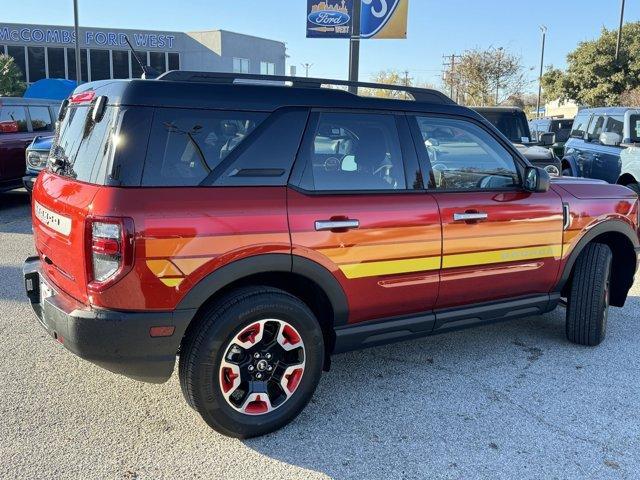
[545,99,580,119]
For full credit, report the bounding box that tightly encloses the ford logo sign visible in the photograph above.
[308,10,351,27]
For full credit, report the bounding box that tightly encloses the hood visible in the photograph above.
[514,143,554,161]
[551,176,638,199]
[28,135,54,152]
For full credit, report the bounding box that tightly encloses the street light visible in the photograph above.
[615,0,626,62]
[73,0,81,84]
[535,26,547,120]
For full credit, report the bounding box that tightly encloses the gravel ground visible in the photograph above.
[1,189,639,480]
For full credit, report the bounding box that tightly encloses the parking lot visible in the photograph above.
[0,188,639,480]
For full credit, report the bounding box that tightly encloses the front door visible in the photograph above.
[408,114,564,311]
[287,111,442,324]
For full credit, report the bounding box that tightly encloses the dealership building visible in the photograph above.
[0,23,286,84]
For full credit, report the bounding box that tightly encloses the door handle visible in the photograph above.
[453,212,488,223]
[315,219,360,232]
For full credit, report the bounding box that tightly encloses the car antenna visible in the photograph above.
[124,36,160,79]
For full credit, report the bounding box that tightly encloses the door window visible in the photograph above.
[604,116,624,137]
[28,106,53,132]
[570,113,591,138]
[299,112,407,191]
[586,115,606,142]
[414,116,519,190]
[0,106,28,133]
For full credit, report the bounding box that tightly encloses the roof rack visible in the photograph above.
[156,71,455,105]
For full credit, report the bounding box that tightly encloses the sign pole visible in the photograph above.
[73,0,81,84]
[348,0,361,93]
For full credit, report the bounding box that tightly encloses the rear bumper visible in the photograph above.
[23,256,195,383]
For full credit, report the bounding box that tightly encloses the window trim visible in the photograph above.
[288,109,422,195]
[406,112,526,194]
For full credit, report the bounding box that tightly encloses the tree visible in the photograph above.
[0,54,26,97]
[362,69,436,99]
[443,47,527,106]
[541,22,640,107]
[620,87,640,107]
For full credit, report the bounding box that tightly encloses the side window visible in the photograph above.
[28,106,53,132]
[300,112,407,191]
[629,114,640,143]
[604,115,624,137]
[0,106,28,132]
[586,115,606,141]
[142,109,267,186]
[414,116,519,191]
[570,113,591,138]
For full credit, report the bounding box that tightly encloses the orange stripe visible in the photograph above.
[145,232,289,257]
[293,225,441,249]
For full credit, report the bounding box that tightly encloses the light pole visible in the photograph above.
[73,0,81,83]
[495,47,503,105]
[348,0,362,93]
[301,63,313,77]
[615,0,626,62]
[535,26,547,120]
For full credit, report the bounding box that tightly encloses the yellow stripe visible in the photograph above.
[160,278,184,288]
[442,245,563,269]
[340,256,440,279]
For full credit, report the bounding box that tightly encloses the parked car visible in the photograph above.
[0,97,60,193]
[23,135,53,192]
[562,107,640,193]
[529,117,574,158]
[23,74,639,438]
[473,106,562,176]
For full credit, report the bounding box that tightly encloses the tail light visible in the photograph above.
[86,217,134,292]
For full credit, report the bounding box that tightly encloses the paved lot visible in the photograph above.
[1,189,639,479]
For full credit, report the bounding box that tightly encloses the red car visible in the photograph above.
[0,97,59,192]
[23,73,640,438]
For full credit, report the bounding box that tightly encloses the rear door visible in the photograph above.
[589,115,624,184]
[581,114,607,180]
[408,114,563,314]
[0,104,31,181]
[287,110,442,324]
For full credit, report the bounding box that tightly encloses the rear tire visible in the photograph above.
[566,243,612,346]
[562,167,573,177]
[179,286,324,438]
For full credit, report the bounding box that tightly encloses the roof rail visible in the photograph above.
[156,71,455,105]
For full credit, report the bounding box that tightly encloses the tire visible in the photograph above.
[179,286,324,438]
[566,243,613,346]
[562,167,573,177]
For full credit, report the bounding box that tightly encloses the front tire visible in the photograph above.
[566,243,612,346]
[179,286,324,438]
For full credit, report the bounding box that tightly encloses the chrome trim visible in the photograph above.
[453,213,488,222]
[314,220,360,231]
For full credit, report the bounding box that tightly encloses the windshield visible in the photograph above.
[50,104,118,184]
[479,111,530,143]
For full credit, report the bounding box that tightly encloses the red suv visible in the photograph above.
[23,73,640,438]
[0,97,59,192]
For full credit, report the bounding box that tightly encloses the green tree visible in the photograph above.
[0,54,26,97]
[541,22,640,106]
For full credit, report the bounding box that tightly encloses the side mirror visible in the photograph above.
[91,96,108,123]
[599,131,622,147]
[524,166,550,193]
[540,132,555,146]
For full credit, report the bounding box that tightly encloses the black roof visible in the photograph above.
[72,73,485,119]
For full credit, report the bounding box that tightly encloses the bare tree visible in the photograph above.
[443,47,528,106]
[362,70,437,99]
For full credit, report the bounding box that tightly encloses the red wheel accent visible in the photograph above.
[281,324,301,346]
[238,322,261,344]
[284,368,303,393]
[220,367,239,393]
[244,395,269,414]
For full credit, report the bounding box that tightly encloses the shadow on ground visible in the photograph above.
[0,190,32,234]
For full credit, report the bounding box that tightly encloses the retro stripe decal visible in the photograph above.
[340,256,441,279]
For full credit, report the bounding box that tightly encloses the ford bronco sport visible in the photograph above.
[23,73,640,438]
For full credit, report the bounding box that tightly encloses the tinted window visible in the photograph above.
[477,111,529,143]
[90,49,110,81]
[0,106,28,133]
[570,113,590,138]
[142,109,267,186]
[300,112,406,191]
[605,116,624,137]
[629,114,640,143]
[67,48,88,82]
[50,105,118,183]
[47,47,66,78]
[551,119,573,132]
[28,106,53,131]
[587,115,606,141]
[112,50,129,79]
[7,46,26,80]
[149,52,166,73]
[27,47,46,82]
[168,52,180,71]
[415,116,519,190]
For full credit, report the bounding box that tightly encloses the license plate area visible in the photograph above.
[40,278,54,304]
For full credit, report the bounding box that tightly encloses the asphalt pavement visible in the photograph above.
[1,188,639,479]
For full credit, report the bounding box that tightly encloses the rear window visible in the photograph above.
[50,104,119,184]
[570,113,590,138]
[0,105,28,133]
[28,106,53,132]
[142,108,267,186]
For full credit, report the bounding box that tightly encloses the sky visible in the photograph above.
[2,0,638,92]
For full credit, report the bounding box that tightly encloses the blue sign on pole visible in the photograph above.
[306,0,354,38]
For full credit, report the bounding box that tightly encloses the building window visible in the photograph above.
[67,48,88,82]
[112,50,129,79]
[168,52,180,71]
[233,57,249,74]
[47,47,66,79]
[131,51,148,78]
[0,45,6,55]
[149,51,166,74]
[28,47,46,83]
[7,46,26,81]
[260,61,275,75]
[90,49,110,81]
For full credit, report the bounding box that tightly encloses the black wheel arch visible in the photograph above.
[555,219,639,307]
